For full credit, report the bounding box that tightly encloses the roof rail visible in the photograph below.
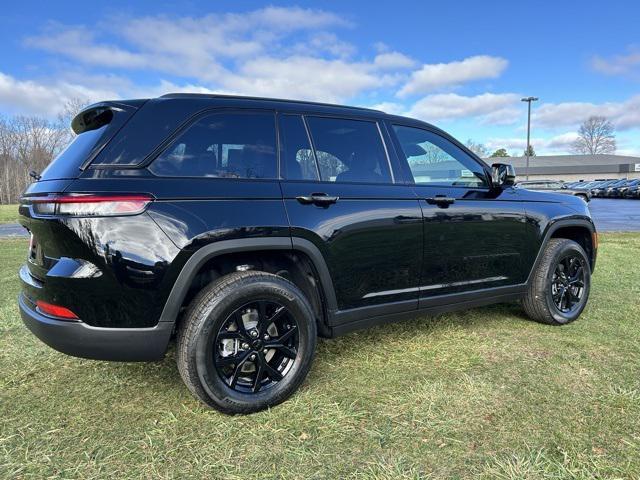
[159,93,384,114]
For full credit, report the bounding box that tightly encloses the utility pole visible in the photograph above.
[521,96,538,180]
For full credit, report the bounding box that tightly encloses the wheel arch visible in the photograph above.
[158,237,337,335]
[527,218,597,285]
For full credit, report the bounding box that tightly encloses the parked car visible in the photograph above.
[574,181,601,193]
[623,183,640,199]
[610,179,640,198]
[18,94,597,414]
[516,180,591,202]
[602,178,628,198]
[590,179,620,197]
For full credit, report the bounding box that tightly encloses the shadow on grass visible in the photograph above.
[79,301,528,401]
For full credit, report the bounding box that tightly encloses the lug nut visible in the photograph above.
[250,354,256,361]
[263,349,268,354]
[250,330,258,338]
[241,342,249,350]
[263,334,270,340]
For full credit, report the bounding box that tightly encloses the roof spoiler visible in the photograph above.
[71,100,146,135]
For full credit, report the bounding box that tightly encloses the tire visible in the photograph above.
[522,238,591,325]
[176,270,317,414]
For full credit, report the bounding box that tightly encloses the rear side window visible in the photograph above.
[305,117,391,183]
[149,111,277,179]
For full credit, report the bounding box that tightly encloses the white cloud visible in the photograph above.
[366,102,405,114]
[25,8,351,86]
[406,92,520,123]
[398,55,508,97]
[0,72,118,116]
[26,26,151,69]
[590,46,640,77]
[533,95,640,130]
[373,52,417,70]
[21,8,409,103]
[219,56,394,103]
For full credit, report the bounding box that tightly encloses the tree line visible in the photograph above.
[0,100,85,204]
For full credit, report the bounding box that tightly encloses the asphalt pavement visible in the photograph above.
[0,223,28,238]
[588,199,640,232]
[0,199,638,239]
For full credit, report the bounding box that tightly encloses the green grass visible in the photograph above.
[0,204,19,224]
[1,234,639,479]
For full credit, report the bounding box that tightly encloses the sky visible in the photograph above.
[1,0,640,156]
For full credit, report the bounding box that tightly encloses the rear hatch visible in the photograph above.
[19,100,145,280]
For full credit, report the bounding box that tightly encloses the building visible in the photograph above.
[484,154,640,182]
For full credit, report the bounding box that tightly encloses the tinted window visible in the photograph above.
[149,111,276,179]
[306,117,391,183]
[393,125,487,187]
[41,125,109,180]
[279,114,318,181]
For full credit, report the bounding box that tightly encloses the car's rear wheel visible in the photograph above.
[176,271,317,414]
[522,238,591,325]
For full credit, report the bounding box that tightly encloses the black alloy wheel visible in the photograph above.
[212,300,299,393]
[176,271,317,414]
[550,254,586,314]
[522,238,591,325]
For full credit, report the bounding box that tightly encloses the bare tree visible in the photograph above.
[465,139,489,158]
[0,98,89,204]
[571,116,616,155]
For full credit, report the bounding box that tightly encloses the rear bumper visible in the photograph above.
[19,294,173,361]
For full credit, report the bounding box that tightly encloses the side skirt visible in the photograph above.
[329,284,525,337]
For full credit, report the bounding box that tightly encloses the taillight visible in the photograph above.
[31,194,153,217]
[36,300,79,320]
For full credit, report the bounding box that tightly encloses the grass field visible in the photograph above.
[0,204,18,224]
[1,234,639,479]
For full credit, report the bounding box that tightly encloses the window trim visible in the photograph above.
[295,113,397,186]
[145,107,279,180]
[276,112,321,181]
[390,122,492,189]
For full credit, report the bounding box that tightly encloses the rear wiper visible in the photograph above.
[29,170,41,181]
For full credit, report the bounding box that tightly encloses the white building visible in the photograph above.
[485,154,640,182]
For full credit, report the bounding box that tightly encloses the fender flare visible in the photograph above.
[525,218,596,285]
[158,237,338,326]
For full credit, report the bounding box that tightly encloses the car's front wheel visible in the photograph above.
[522,238,591,325]
[176,271,317,414]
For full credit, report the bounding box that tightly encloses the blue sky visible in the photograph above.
[2,0,640,156]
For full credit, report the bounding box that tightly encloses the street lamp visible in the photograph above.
[521,96,538,180]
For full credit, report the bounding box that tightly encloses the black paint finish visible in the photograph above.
[18,94,597,361]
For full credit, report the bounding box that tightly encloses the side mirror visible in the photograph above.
[491,163,516,188]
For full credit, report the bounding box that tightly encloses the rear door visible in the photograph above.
[279,113,423,317]
[389,123,530,301]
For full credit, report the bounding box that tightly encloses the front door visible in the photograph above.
[279,113,423,317]
[389,123,529,300]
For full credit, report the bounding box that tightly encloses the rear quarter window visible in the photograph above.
[40,105,138,180]
[40,125,109,180]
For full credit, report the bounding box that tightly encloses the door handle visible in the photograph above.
[425,196,455,207]
[296,193,339,207]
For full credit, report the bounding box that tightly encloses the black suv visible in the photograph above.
[19,94,597,413]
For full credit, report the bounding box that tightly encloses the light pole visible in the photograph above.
[521,96,538,180]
